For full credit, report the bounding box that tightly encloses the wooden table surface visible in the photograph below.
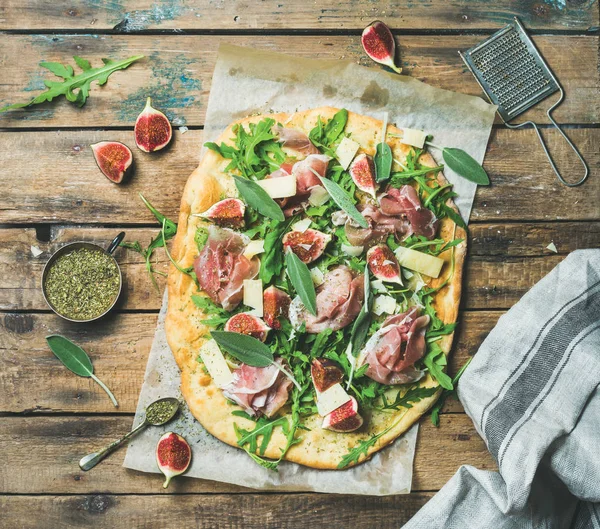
[0,1,598,527]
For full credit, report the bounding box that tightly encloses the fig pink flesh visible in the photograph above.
[367,244,402,283]
[361,21,402,74]
[202,198,245,228]
[263,286,291,330]
[135,97,172,153]
[91,141,133,183]
[156,432,191,488]
[311,358,344,393]
[349,154,377,197]
[224,313,270,342]
[282,228,330,264]
[322,397,363,432]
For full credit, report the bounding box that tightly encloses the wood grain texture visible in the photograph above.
[0,128,598,226]
[1,0,597,31]
[0,310,497,413]
[0,414,494,493]
[0,35,597,128]
[0,493,435,528]
[2,222,598,311]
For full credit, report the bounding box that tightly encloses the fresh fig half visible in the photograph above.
[361,20,402,74]
[224,313,270,342]
[282,228,331,264]
[311,358,344,393]
[263,286,291,330]
[156,432,191,488]
[90,141,133,184]
[349,154,377,199]
[367,244,403,284]
[199,198,245,228]
[322,397,364,432]
[134,97,172,153]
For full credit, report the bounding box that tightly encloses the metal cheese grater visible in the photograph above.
[459,17,589,187]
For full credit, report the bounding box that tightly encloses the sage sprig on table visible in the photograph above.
[425,143,490,185]
[233,175,285,222]
[46,335,118,407]
[1,55,144,112]
[285,249,318,316]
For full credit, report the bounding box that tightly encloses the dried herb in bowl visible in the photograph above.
[44,248,120,320]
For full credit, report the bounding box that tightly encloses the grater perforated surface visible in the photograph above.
[460,20,559,122]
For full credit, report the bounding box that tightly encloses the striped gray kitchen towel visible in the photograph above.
[404,249,600,528]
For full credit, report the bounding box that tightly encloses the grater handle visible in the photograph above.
[506,87,589,187]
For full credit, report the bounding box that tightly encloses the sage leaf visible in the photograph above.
[233,175,285,221]
[315,173,368,229]
[442,148,490,185]
[46,335,118,407]
[374,142,393,183]
[324,109,348,144]
[211,331,273,367]
[285,249,318,316]
[1,55,144,112]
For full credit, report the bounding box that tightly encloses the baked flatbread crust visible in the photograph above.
[165,107,466,469]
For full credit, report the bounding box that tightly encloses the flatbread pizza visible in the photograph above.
[165,107,466,470]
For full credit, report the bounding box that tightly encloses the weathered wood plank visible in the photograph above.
[0,128,598,225]
[0,310,495,413]
[0,414,494,493]
[1,0,597,31]
[0,35,597,127]
[0,493,435,528]
[2,223,598,312]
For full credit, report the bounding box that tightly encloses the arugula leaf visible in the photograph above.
[191,295,232,327]
[430,357,472,426]
[390,165,444,186]
[422,343,453,390]
[308,109,348,156]
[337,420,397,469]
[1,55,144,112]
[205,118,285,179]
[259,217,296,283]
[194,226,209,252]
[378,384,439,411]
[119,195,177,291]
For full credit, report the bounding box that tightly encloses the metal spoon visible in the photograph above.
[79,397,180,471]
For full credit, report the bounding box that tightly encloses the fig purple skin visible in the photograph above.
[200,198,245,228]
[90,141,133,184]
[134,97,172,153]
[263,286,291,330]
[224,313,270,342]
[282,228,331,264]
[367,244,402,284]
[311,358,344,393]
[322,397,363,432]
[349,154,378,198]
[156,432,191,489]
[361,20,402,74]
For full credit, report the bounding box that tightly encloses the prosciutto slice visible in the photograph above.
[273,125,320,155]
[289,266,364,334]
[222,358,292,417]
[358,307,430,385]
[380,185,439,239]
[268,154,331,217]
[333,204,411,247]
[194,225,259,311]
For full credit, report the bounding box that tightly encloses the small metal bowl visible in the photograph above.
[41,232,125,323]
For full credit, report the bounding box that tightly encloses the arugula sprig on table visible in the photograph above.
[119,194,178,291]
[1,55,144,112]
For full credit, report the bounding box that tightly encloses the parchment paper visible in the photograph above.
[123,44,496,495]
